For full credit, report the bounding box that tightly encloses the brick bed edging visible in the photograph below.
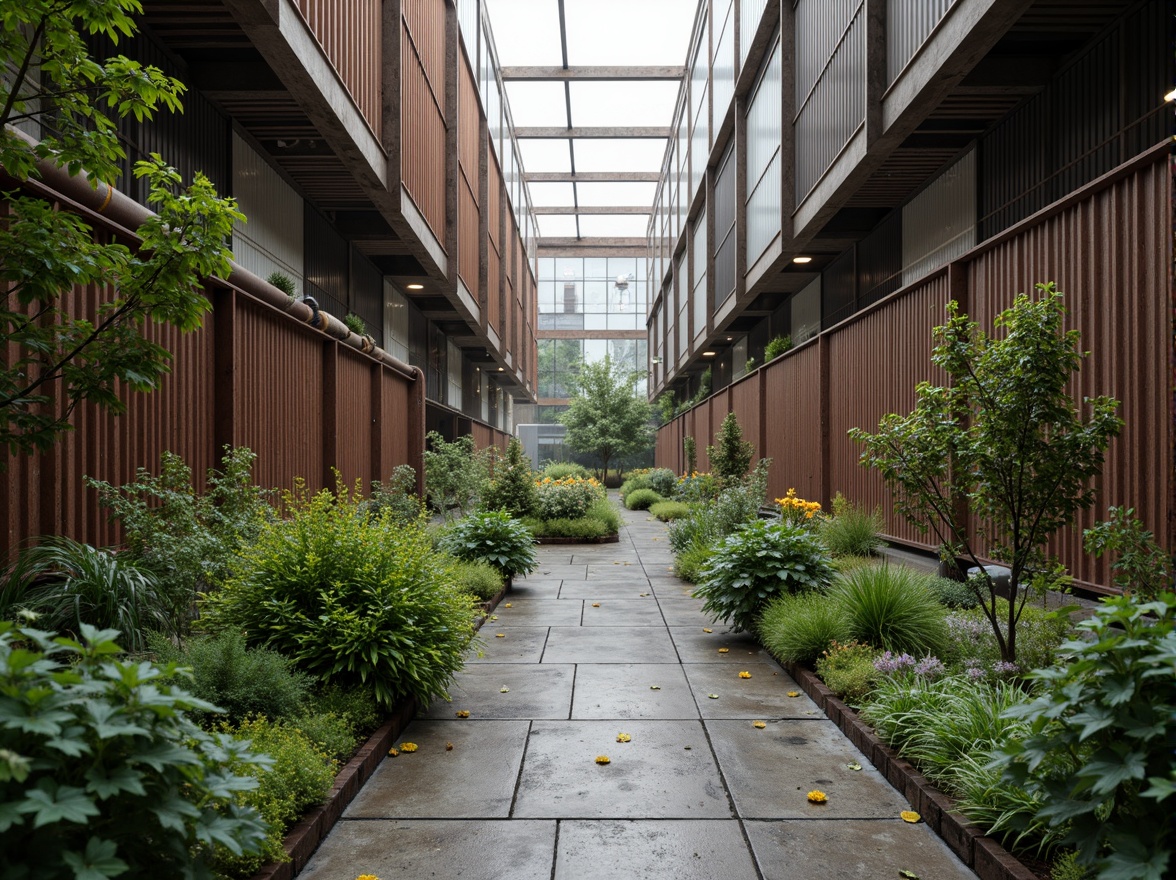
[781,661,1037,880]
[249,585,511,880]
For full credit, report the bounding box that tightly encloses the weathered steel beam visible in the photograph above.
[513,126,672,138]
[531,205,651,215]
[524,171,661,182]
[500,65,684,81]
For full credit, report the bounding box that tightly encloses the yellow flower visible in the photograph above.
[399,742,418,753]
[455,710,470,718]
[739,671,752,679]
[752,720,767,729]
[900,810,922,824]
[387,748,399,757]
[591,602,601,607]
[356,875,381,880]
[787,690,800,698]
[718,647,729,654]
[495,633,505,638]
[616,733,631,743]
[504,603,513,608]
[807,790,827,804]
[595,755,611,764]
[703,627,713,633]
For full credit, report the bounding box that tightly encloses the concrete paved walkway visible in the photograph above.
[301,499,978,880]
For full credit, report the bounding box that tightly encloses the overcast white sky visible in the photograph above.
[484,0,699,237]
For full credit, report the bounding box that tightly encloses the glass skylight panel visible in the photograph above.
[537,215,579,237]
[483,0,563,65]
[527,181,576,206]
[518,138,572,172]
[573,138,669,172]
[578,215,651,237]
[575,181,658,207]
[504,81,571,126]
[563,0,697,65]
[568,81,681,127]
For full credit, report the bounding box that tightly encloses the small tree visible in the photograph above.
[422,432,491,520]
[559,356,654,479]
[708,412,754,484]
[1,1,244,458]
[683,435,697,475]
[481,436,538,518]
[849,284,1122,663]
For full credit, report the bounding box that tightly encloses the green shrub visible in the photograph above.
[148,629,310,724]
[674,542,713,583]
[85,446,270,622]
[288,711,358,763]
[541,461,591,480]
[707,412,754,484]
[645,468,678,497]
[1083,506,1172,600]
[624,488,663,510]
[682,436,697,475]
[831,555,881,576]
[620,474,651,499]
[481,438,538,518]
[758,591,850,666]
[818,496,886,557]
[926,575,981,609]
[694,519,834,632]
[216,716,337,878]
[649,501,691,522]
[992,592,1176,880]
[1050,851,1095,880]
[585,498,622,533]
[674,471,719,502]
[367,464,424,522]
[531,517,611,539]
[201,483,479,708]
[439,509,538,579]
[1,537,174,651]
[814,640,878,703]
[449,558,504,601]
[828,564,948,656]
[0,623,268,879]
[764,334,793,361]
[668,462,769,554]
[535,475,605,520]
[310,682,381,740]
[423,432,491,520]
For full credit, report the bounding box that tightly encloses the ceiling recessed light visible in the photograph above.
[702,351,716,357]
[792,256,813,265]
[725,336,732,341]
[406,283,424,290]
[1166,87,1176,102]
[497,367,504,372]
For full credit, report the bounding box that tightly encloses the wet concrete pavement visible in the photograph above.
[300,498,978,880]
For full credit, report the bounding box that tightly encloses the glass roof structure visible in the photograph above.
[485,0,698,240]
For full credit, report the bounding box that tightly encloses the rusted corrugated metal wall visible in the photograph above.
[294,0,382,138]
[458,55,481,296]
[401,0,447,239]
[656,149,1171,592]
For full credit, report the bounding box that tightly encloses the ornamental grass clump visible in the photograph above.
[827,564,948,656]
[624,488,663,510]
[757,590,850,666]
[200,481,480,709]
[649,500,691,522]
[694,519,834,632]
[817,494,886,557]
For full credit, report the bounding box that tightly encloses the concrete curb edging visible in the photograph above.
[250,588,509,880]
[782,661,1037,880]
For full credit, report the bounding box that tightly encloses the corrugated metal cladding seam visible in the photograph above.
[295,0,382,139]
[885,0,956,85]
[655,153,1171,591]
[335,352,373,487]
[401,19,446,240]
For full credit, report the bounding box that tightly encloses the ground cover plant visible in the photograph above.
[448,559,504,601]
[201,481,480,708]
[850,285,1122,663]
[0,622,269,879]
[522,494,621,539]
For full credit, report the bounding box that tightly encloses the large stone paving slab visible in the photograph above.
[669,627,771,663]
[656,599,711,625]
[683,657,816,718]
[745,818,979,879]
[345,720,530,818]
[571,663,698,720]
[420,664,574,719]
[493,598,583,626]
[513,720,731,818]
[558,580,653,599]
[541,626,679,664]
[580,598,668,626]
[466,625,549,663]
[705,719,911,819]
[555,820,758,880]
[299,819,556,880]
[532,563,590,580]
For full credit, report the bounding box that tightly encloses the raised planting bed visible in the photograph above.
[249,586,509,880]
[781,660,1039,880]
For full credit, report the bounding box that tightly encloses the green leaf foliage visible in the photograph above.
[1083,506,1172,600]
[693,519,834,632]
[437,509,538,579]
[199,483,480,709]
[559,356,654,477]
[0,622,269,878]
[849,285,1122,663]
[991,592,1176,880]
[480,438,538,519]
[447,559,504,601]
[365,464,424,523]
[423,433,492,521]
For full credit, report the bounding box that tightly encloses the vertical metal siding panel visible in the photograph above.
[730,376,761,462]
[303,207,349,317]
[740,0,770,67]
[232,133,304,287]
[746,38,783,264]
[401,17,446,240]
[760,345,823,504]
[380,373,411,475]
[714,145,737,304]
[902,149,976,285]
[296,0,382,138]
[886,0,955,84]
[335,352,373,486]
[488,153,503,334]
[967,155,1169,589]
[827,274,951,548]
[458,57,481,293]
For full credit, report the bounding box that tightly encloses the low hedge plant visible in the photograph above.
[624,488,663,510]
[438,509,538,580]
[448,558,505,601]
[649,500,691,522]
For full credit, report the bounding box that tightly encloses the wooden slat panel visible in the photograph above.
[401,18,446,239]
